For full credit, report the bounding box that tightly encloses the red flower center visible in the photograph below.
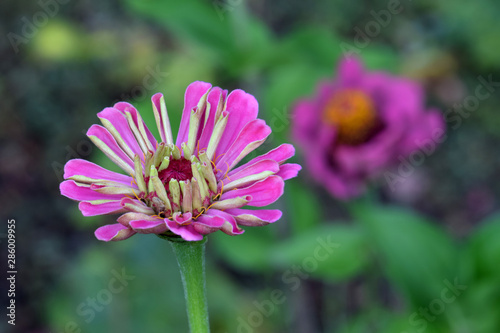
[158,157,193,185]
[323,89,381,145]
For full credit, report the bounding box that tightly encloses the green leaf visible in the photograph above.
[270,224,369,281]
[122,0,274,76]
[350,203,459,305]
[276,27,344,70]
[123,0,233,51]
[465,213,500,279]
[210,226,276,272]
[337,311,445,333]
[285,179,323,234]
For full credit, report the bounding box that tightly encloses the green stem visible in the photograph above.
[169,237,210,333]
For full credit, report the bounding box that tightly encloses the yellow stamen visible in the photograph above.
[214,152,225,163]
[130,188,142,201]
[194,207,206,220]
[323,89,379,145]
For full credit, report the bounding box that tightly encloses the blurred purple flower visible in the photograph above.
[61,81,300,241]
[292,57,444,199]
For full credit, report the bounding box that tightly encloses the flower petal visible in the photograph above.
[276,163,301,180]
[225,208,282,226]
[220,175,284,207]
[113,102,157,151]
[214,89,259,157]
[204,209,244,236]
[129,219,168,234]
[192,214,226,235]
[90,183,138,195]
[95,223,136,241]
[228,144,296,176]
[64,159,133,186]
[78,201,125,216]
[117,212,160,227]
[291,99,319,147]
[165,221,204,241]
[197,87,227,150]
[120,197,155,215]
[215,119,271,178]
[176,81,212,146]
[338,55,364,84]
[60,180,124,201]
[222,159,279,191]
[172,211,193,225]
[151,93,174,144]
[87,125,135,175]
[208,196,251,210]
[97,107,145,160]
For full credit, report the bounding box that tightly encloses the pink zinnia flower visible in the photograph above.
[292,57,444,199]
[61,82,300,241]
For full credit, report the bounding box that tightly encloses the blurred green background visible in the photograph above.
[1,0,500,332]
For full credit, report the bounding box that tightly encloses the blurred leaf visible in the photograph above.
[286,179,323,234]
[122,0,274,77]
[430,0,500,68]
[350,203,459,305]
[337,310,445,333]
[459,279,500,332]
[277,27,344,70]
[46,237,190,332]
[465,213,500,279]
[271,224,369,281]
[210,226,276,272]
[123,0,233,51]
[206,266,243,331]
[263,62,326,144]
[263,27,344,117]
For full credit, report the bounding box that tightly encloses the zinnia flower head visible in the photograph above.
[292,56,444,199]
[61,82,301,241]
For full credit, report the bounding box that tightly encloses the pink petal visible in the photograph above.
[215,119,271,177]
[87,124,135,174]
[129,219,168,234]
[213,89,259,157]
[400,108,445,156]
[78,201,125,216]
[151,93,167,142]
[228,143,296,176]
[120,197,155,215]
[165,221,204,241]
[97,107,145,159]
[117,212,159,227]
[172,211,193,225]
[225,208,282,226]
[376,77,423,121]
[291,99,319,146]
[192,214,226,235]
[220,175,284,207]
[60,180,125,201]
[176,81,212,146]
[95,223,136,241]
[276,163,301,180]
[338,55,364,84]
[221,159,280,190]
[64,159,133,186]
[306,147,364,200]
[113,102,157,149]
[208,195,251,210]
[197,87,227,150]
[204,209,244,235]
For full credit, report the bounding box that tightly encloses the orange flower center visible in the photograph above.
[323,89,380,145]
